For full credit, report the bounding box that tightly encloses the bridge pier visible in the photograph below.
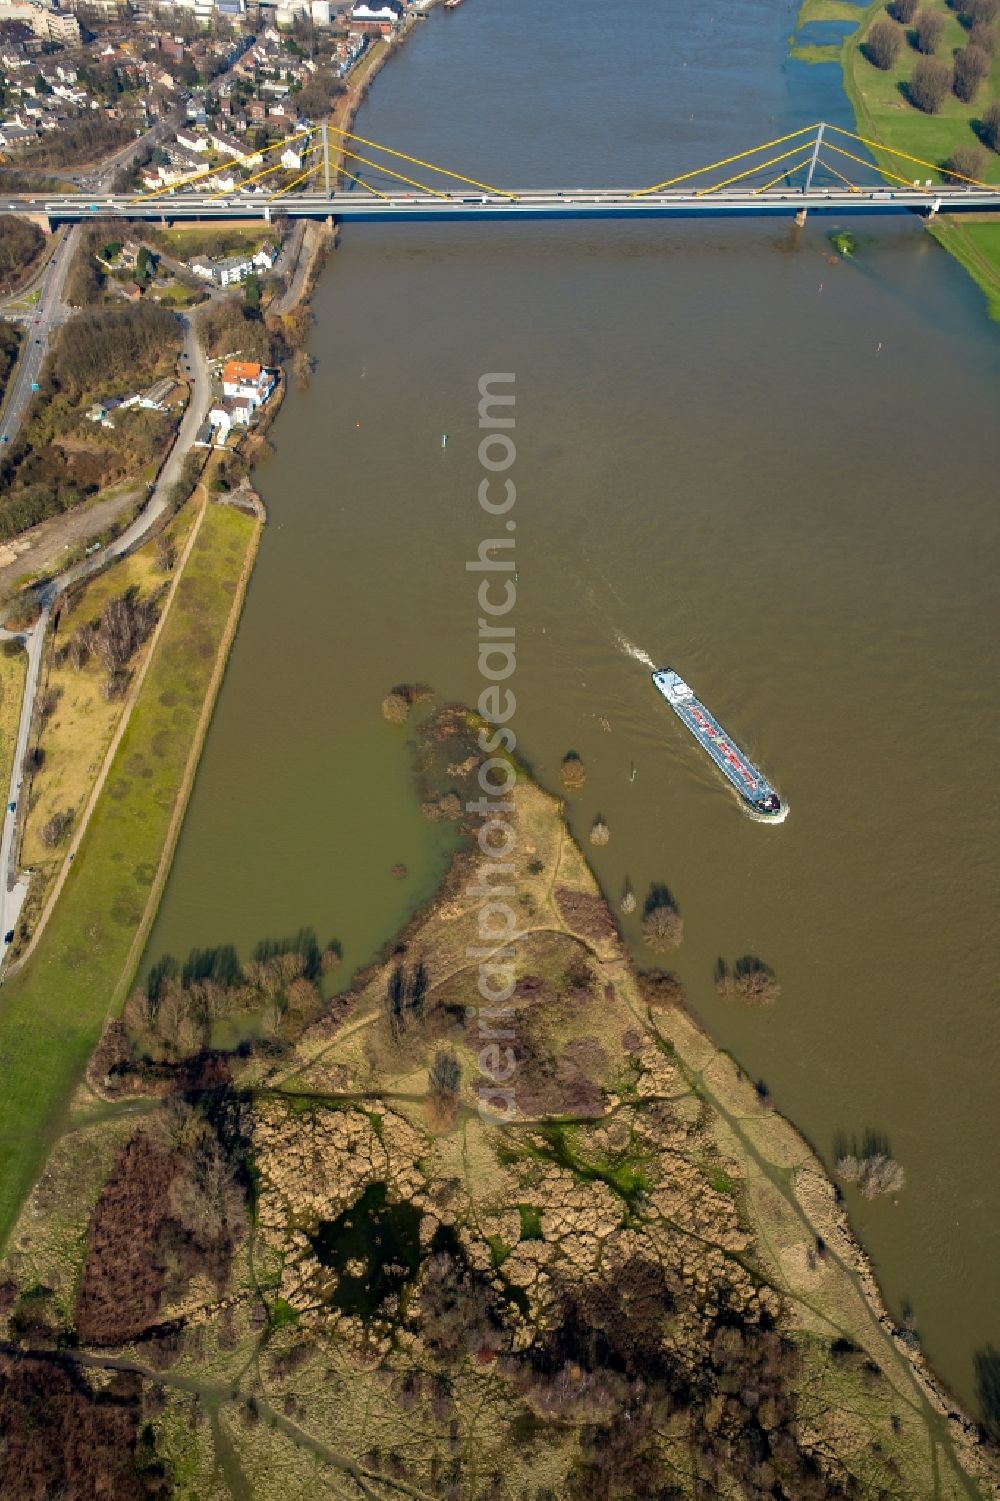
[794,207,807,228]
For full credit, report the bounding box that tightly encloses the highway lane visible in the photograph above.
[0,612,48,949]
[0,225,77,450]
[1,182,996,223]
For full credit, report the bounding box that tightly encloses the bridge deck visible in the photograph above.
[2,185,998,225]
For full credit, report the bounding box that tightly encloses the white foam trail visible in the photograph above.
[615,632,657,672]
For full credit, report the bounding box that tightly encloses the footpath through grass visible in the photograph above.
[0,501,260,1250]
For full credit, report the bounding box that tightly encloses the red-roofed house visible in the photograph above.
[220,360,276,412]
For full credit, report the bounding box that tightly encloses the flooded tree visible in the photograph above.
[835,1131,906,1198]
[559,751,586,791]
[641,885,683,952]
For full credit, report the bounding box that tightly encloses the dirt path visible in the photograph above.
[0,487,142,594]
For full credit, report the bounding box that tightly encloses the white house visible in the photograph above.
[175,127,208,154]
[280,146,303,171]
[220,360,276,410]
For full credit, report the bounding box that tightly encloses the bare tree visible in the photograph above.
[40,806,74,848]
[429,1050,461,1128]
[984,101,1000,151]
[909,57,952,110]
[641,886,684,952]
[968,20,997,52]
[865,18,903,67]
[944,144,987,180]
[953,43,990,99]
[913,8,945,50]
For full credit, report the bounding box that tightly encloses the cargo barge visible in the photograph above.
[652,668,786,821]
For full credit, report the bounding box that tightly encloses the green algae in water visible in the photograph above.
[309,1182,421,1320]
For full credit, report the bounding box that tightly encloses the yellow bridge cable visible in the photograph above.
[129,126,317,203]
[822,139,915,190]
[754,151,816,194]
[210,141,320,199]
[339,167,391,200]
[633,123,818,196]
[826,122,1000,191]
[323,121,516,199]
[336,142,449,199]
[811,156,862,193]
[273,161,321,199]
[696,140,818,197]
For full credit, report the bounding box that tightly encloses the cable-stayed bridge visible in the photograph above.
[3,121,999,228]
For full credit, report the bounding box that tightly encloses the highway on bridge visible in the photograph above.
[2,183,999,226]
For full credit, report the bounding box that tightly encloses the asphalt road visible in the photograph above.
[0,225,77,449]
[0,613,48,946]
[0,311,212,973]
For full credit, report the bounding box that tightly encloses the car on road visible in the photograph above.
[30,382,39,391]
[3,931,13,945]
[7,803,14,813]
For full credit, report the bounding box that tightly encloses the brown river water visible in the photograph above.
[145,0,1000,1409]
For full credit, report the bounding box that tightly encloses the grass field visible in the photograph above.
[21,502,199,894]
[793,0,1000,314]
[0,642,27,805]
[149,226,274,260]
[843,0,1000,177]
[0,500,261,1252]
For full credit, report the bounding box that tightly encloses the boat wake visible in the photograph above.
[743,800,789,826]
[615,632,657,672]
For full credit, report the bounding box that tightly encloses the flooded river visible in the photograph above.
[145,0,1000,1408]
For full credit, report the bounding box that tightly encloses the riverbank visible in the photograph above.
[1,750,996,1498]
[0,496,262,1250]
[794,0,1000,316]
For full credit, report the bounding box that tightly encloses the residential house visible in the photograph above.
[280,146,302,171]
[175,127,208,153]
[209,128,247,160]
[220,360,275,410]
